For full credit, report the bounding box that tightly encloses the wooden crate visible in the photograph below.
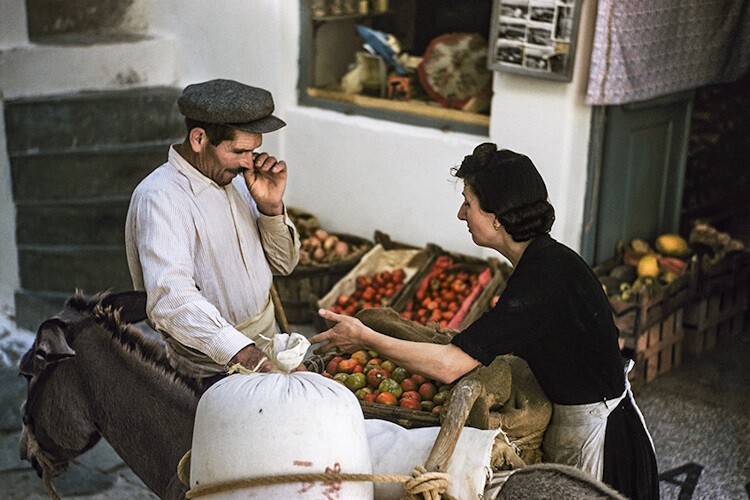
[683,251,750,356]
[594,249,696,387]
[315,241,433,330]
[393,246,510,331]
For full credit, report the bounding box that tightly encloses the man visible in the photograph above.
[125,79,301,388]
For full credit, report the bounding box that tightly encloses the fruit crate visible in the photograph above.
[273,208,374,324]
[683,251,750,356]
[304,351,441,429]
[315,240,433,330]
[593,249,697,389]
[392,246,511,331]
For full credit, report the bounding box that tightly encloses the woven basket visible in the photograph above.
[304,351,441,429]
[274,232,373,324]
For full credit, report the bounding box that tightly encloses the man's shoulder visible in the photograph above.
[133,164,188,197]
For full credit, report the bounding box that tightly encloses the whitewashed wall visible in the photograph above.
[0,0,596,313]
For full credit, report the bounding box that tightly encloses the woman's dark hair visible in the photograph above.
[184,118,236,146]
[452,142,555,242]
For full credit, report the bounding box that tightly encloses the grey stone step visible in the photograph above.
[18,245,131,294]
[16,198,130,246]
[4,86,183,154]
[10,141,170,202]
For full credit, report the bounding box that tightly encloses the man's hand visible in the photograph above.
[230,344,273,372]
[308,309,370,355]
[244,152,286,216]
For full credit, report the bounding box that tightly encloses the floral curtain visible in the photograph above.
[586,0,750,105]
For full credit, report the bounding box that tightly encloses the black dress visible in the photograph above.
[451,234,658,499]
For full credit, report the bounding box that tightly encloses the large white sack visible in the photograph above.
[191,372,373,499]
[365,419,498,500]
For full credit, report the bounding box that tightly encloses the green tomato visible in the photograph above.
[345,372,366,391]
[391,366,409,384]
[432,390,450,406]
[378,378,403,399]
[354,387,373,400]
[333,373,349,385]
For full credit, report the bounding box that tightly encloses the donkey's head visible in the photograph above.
[19,315,102,479]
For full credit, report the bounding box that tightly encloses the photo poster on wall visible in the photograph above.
[487,0,581,81]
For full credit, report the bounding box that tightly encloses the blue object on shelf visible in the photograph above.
[356,24,407,76]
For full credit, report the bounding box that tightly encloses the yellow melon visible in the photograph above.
[655,233,689,258]
[637,254,660,278]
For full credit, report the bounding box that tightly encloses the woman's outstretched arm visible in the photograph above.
[309,309,480,384]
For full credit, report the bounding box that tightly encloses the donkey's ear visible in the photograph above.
[35,321,76,363]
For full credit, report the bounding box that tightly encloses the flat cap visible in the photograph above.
[178,79,286,134]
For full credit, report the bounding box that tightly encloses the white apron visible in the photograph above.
[541,360,654,480]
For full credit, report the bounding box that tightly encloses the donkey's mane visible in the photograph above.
[66,291,202,395]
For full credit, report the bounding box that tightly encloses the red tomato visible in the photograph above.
[376,392,398,406]
[399,398,421,410]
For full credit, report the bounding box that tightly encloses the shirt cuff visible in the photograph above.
[207,325,254,365]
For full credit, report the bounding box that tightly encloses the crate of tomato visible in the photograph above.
[397,247,510,330]
[316,242,432,329]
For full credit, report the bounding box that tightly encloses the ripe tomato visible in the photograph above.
[375,392,398,406]
[336,358,359,374]
[367,368,389,388]
[401,378,417,392]
[399,398,421,410]
[410,374,427,386]
[326,356,345,375]
[418,382,437,401]
[401,390,421,402]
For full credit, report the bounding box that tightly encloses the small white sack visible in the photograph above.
[365,419,498,500]
[261,332,310,373]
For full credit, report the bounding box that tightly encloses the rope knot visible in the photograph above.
[403,465,451,500]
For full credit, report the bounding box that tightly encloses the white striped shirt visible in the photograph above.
[125,146,299,366]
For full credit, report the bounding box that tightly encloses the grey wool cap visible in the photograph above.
[177,79,286,134]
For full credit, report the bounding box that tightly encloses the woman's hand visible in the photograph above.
[308,309,371,354]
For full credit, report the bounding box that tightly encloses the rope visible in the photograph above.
[23,424,62,500]
[183,462,452,499]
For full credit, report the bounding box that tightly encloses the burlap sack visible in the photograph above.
[355,308,552,470]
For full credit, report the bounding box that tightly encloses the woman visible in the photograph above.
[310,143,658,499]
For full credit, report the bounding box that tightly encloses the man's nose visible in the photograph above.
[457,206,465,220]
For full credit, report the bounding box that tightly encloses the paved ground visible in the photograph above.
[1,320,748,499]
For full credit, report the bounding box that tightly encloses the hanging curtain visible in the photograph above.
[586,0,750,105]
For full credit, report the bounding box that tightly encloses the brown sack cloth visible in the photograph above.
[356,308,552,469]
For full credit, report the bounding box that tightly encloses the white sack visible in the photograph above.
[365,419,498,500]
[191,372,373,499]
[261,332,310,373]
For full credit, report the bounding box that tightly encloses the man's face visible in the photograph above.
[196,129,262,186]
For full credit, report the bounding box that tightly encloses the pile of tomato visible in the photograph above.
[401,256,484,327]
[322,350,453,413]
[328,268,407,316]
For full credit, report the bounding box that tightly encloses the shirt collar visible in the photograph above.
[168,145,217,196]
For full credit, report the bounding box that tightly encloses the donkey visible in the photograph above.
[18,291,201,500]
